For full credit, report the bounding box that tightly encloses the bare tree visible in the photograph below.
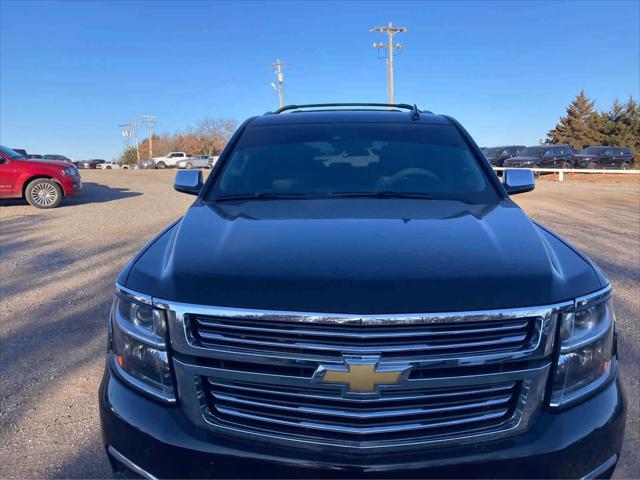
[131,118,238,161]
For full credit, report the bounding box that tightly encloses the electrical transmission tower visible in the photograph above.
[268,58,291,108]
[370,22,406,104]
[141,114,156,160]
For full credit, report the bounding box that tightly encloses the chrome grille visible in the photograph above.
[189,314,536,359]
[202,377,520,443]
[162,299,568,450]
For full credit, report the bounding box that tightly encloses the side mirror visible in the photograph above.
[503,169,535,195]
[174,170,203,195]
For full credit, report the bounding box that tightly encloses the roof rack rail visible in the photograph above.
[270,103,427,119]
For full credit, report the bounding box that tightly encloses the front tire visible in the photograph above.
[25,179,62,209]
[156,161,166,169]
[561,161,571,169]
[621,162,630,170]
[185,162,193,169]
[587,161,598,170]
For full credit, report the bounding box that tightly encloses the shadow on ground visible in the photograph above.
[0,181,141,208]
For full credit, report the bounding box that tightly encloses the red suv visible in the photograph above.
[0,145,82,208]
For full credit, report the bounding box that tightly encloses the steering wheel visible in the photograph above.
[384,168,441,188]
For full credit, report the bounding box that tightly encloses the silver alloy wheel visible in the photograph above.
[29,182,59,207]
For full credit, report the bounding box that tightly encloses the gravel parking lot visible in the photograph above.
[0,170,638,479]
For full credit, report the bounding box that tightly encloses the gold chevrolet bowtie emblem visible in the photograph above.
[316,358,410,393]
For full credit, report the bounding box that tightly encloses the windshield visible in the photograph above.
[0,145,25,159]
[519,147,547,157]
[482,147,502,157]
[208,123,499,204]
[580,147,606,154]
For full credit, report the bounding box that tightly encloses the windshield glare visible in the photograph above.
[0,145,25,159]
[208,123,499,204]
[483,148,502,157]
[519,147,547,157]
[581,147,606,154]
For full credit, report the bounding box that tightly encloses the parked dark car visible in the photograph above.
[503,145,575,169]
[482,145,526,167]
[27,154,44,159]
[43,154,73,164]
[574,146,635,170]
[100,104,625,480]
[78,159,107,169]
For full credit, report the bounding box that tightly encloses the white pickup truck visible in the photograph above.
[151,152,190,169]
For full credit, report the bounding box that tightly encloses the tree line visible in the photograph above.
[118,92,639,165]
[546,90,639,154]
[119,117,238,164]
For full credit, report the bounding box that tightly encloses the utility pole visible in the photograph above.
[141,114,156,160]
[269,58,291,108]
[119,123,132,148]
[131,119,141,163]
[371,22,406,104]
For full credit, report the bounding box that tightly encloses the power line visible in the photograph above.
[268,58,291,108]
[370,22,406,104]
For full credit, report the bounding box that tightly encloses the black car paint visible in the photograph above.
[123,199,605,314]
[483,146,525,167]
[574,147,635,169]
[503,145,575,169]
[103,110,624,478]
[100,366,626,479]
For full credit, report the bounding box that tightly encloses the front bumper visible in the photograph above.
[99,365,626,479]
[61,176,82,195]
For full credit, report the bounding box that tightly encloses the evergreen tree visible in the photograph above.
[623,97,640,155]
[547,90,603,149]
[602,97,640,155]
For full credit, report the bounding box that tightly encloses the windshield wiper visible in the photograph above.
[329,191,434,199]
[214,192,325,202]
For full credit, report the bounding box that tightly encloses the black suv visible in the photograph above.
[574,146,635,170]
[503,145,575,169]
[482,145,526,166]
[99,104,625,479]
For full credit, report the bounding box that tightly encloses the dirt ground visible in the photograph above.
[0,170,638,479]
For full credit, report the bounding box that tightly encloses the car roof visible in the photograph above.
[252,109,452,127]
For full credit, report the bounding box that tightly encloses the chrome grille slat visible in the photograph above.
[207,380,517,404]
[195,318,530,338]
[195,331,529,354]
[191,313,535,359]
[211,392,513,419]
[214,406,511,435]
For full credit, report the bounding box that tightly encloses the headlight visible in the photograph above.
[550,290,616,408]
[108,287,176,402]
[62,166,78,176]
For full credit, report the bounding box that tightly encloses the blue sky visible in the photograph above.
[1,0,638,160]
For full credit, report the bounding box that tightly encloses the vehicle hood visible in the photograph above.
[23,158,71,168]
[124,199,605,313]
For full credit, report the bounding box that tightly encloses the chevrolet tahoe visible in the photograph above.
[99,104,626,479]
